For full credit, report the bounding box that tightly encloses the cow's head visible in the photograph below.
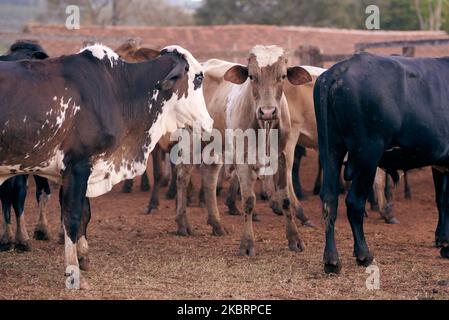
[157,45,213,133]
[224,45,311,125]
[1,40,49,61]
[115,39,160,63]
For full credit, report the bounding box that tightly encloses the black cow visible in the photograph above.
[0,41,52,252]
[314,52,449,273]
[0,43,213,289]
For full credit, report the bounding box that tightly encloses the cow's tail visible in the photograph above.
[314,72,331,199]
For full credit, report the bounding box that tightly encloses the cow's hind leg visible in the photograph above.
[403,171,412,200]
[292,145,306,200]
[0,179,14,251]
[77,198,91,271]
[147,146,163,214]
[121,179,134,193]
[175,164,194,236]
[345,149,382,268]
[226,173,241,216]
[166,163,177,200]
[236,164,257,256]
[33,176,51,240]
[12,175,31,252]
[373,169,399,224]
[61,158,91,290]
[140,171,151,192]
[202,163,227,236]
[278,152,305,252]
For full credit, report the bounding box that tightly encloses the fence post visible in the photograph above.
[402,46,416,57]
[296,45,323,67]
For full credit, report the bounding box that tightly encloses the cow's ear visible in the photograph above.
[31,51,49,60]
[224,65,248,85]
[287,66,312,85]
[134,48,160,61]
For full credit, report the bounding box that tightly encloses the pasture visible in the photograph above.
[1,151,447,300]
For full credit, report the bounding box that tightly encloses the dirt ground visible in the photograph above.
[0,150,448,300]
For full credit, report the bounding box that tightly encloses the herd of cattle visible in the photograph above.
[0,38,447,290]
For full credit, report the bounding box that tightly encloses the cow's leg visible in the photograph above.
[160,153,171,188]
[263,176,282,216]
[0,179,14,251]
[202,163,227,236]
[121,179,134,193]
[346,151,380,268]
[140,171,150,192]
[147,146,162,214]
[432,168,449,259]
[277,151,305,252]
[33,176,51,240]
[292,145,306,200]
[373,169,399,224]
[175,163,194,236]
[226,173,241,216]
[285,132,311,226]
[166,163,177,199]
[313,159,322,195]
[216,165,225,196]
[61,158,91,290]
[403,171,412,200]
[12,175,31,252]
[236,164,257,256]
[77,197,91,271]
[58,186,65,245]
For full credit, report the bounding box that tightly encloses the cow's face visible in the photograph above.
[160,46,213,133]
[224,45,311,125]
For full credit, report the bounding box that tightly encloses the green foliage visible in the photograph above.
[195,0,449,31]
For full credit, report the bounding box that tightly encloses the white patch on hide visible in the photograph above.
[80,44,119,68]
[251,45,284,67]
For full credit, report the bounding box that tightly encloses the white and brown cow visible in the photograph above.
[175,45,312,255]
[0,44,212,289]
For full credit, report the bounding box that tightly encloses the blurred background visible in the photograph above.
[1,0,449,65]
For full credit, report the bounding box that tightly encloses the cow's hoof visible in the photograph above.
[385,216,400,225]
[356,252,374,267]
[238,240,255,257]
[212,225,227,237]
[288,238,305,252]
[252,213,261,222]
[0,241,14,252]
[270,202,283,216]
[78,256,90,271]
[259,192,269,201]
[34,228,51,241]
[146,205,158,214]
[324,261,342,274]
[176,225,192,237]
[440,247,449,259]
[140,184,150,192]
[15,241,32,252]
[165,190,176,200]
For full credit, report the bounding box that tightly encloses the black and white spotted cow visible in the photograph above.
[0,43,213,289]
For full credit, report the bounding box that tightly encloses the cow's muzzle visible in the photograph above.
[257,107,278,121]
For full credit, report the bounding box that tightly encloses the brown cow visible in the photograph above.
[175,46,312,255]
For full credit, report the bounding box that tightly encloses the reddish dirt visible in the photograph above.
[1,151,449,300]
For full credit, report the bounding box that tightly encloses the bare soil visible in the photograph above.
[1,151,448,300]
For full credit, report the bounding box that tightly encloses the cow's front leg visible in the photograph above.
[33,176,52,240]
[277,152,304,252]
[226,172,241,216]
[201,163,227,236]
[262,175,283,216]
[175,163,194,236]
[61,158,91,290]
[236,164,257,256]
